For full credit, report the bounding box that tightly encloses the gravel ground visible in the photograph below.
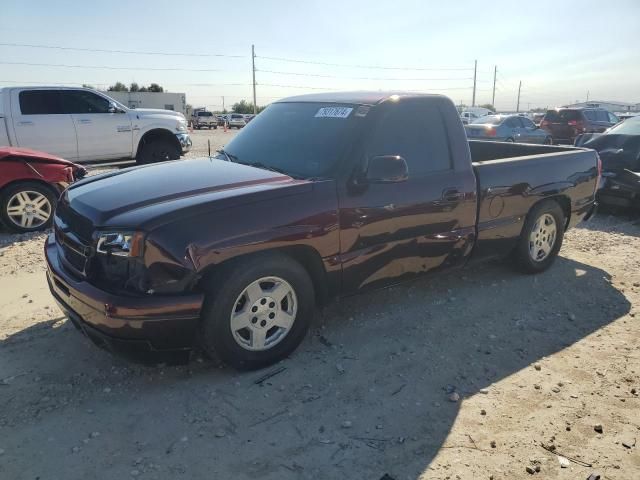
[0,166,638,478]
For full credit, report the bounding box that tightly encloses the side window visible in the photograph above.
[521,118,535,128]
[19,90,63,115]
[608,112,619,123]
[505,117,519,128]
[61,90,111,114]
[596,110,609,122]
[366,102,452,175]
[583,110,596,121]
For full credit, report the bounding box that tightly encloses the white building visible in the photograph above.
[100,91,187,115]
[562,100,638,113]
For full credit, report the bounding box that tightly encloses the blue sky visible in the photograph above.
[2,0,639,110]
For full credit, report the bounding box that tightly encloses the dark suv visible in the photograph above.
[541,108,619,144]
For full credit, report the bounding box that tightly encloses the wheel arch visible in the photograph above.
[0,178,62,200]
[135,128,180,158]
[527,194,571,230]
[193,245,330,306]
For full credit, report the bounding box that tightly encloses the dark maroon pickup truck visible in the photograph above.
[45,92,600,368]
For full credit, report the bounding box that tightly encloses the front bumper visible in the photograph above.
[45,234,204,363]
[176,133,192,154]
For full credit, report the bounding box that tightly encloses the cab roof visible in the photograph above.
[275,91,446,106]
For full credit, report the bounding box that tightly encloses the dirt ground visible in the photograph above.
[0,141,638,479]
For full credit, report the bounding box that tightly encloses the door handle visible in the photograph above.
[441,188,465,202]
[17,121,33,126]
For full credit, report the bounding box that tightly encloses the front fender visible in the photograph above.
[142,181,341,294]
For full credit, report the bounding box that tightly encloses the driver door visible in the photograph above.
[61,90,133,161]
[337,98,477,293]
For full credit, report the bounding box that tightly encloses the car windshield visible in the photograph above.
[607,116,640,135]
[231,114,243,119]
[470,115,503,125]
[222,102,364,178]
[197,112,213,117]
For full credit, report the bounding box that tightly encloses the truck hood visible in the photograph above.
[131,108,185,119]
[64,158,310,229]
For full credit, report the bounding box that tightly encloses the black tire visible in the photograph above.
[544,137,553,145]
[505,137,515,143]
[199,253,315,370]
[213,125,217,130]
[511,199,565,274]
[0,181,57,233]
[208,125,212,130]
[136,138,180,165]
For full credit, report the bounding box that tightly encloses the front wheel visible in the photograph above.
[511,200,565,273]
[199,253,315,369]
[505,137,515,143]
[0,181,57,233]
[136,139,181,165]
[544,137,553,145]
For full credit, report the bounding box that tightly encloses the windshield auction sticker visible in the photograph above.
[314,107,353,118]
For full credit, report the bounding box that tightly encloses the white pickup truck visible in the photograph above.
[0,87,191,164]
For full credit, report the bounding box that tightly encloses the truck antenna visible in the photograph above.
[208,139,211,158]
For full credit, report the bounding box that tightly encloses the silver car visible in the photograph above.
[465,115,553,144]
[228,113,246,129]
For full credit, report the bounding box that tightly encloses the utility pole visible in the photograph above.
[492,65,497,108]
[516,80,522,113]
[221,96,225,112]
[251,44,257,115]
[586,90,590,102]
[472,60,477,107]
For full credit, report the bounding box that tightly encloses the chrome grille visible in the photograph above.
[55,223,92,275]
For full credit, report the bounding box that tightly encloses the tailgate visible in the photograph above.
[545,121,573,139]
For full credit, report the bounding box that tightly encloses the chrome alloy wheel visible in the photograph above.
[529,213,557,262]
[6,190,52,229]
[230,276,298,351]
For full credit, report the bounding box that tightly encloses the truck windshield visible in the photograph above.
[197,112,213,117]
[222,102,364,178]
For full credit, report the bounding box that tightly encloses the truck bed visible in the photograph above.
[468,140,599,261]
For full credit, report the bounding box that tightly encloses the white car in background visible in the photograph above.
[228,113,246,129]
[0,87,191,164]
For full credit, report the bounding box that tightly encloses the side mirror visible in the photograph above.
[108,102,122,113]
[366,155,408,183]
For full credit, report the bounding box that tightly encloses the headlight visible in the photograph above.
[176,121,187,132]
[96,232,144,257]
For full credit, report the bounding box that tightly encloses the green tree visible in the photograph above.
[130,82,140,92]
[232,100,266,114]
[139,86,148,92]
[479,103,496,112]
[148,83,164,93]
[107,82,128,92]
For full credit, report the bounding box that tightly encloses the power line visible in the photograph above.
[259,82,472,91]
[257,55,473,71]
[0,60,239,72]
[257,69,473,82]
[0,42,245,58]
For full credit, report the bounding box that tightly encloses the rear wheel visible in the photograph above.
[544,137,553,145]
[199,253,315,369]
[0,182,57,233]
[505,137,515,143]
[136,138,180,165]
[511,200,565,273]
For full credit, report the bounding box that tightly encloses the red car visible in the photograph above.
[0,147,86,233]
